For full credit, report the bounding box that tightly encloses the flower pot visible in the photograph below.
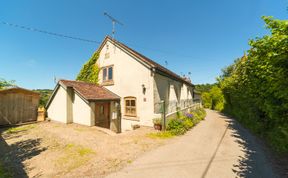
[154,124,162,131]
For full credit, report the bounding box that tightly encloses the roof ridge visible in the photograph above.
[59,79,100,86]
[105,36,193,86]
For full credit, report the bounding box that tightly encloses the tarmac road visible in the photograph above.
[106,109,278,178]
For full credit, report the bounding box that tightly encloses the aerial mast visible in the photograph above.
[104,12,124,39]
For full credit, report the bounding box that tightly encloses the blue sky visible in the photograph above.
[0,0,287,89]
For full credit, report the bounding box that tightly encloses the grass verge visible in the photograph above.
[55,143,95,172]
[4,124,36,134]
[147,131,174,139]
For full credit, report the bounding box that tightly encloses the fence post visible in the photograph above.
[161,100,166,131]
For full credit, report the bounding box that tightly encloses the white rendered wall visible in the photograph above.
[47,86,67,123]
[72,93,92,126]
[97,41,154,130]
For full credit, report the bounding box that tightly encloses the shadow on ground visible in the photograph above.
[0,126,47,177]
[217,113,277,178]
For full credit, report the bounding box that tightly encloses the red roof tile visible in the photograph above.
[59,80,120,101]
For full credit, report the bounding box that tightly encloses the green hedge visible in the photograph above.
[219,16,288,153]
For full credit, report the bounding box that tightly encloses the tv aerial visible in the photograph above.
[104,12,124,39]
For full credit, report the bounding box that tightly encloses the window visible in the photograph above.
[103,68,107,81]
[102,66,113,82]
[124,97,137,117]
[108,67,113,80]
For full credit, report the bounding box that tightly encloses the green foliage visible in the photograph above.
[195,83,216,93]
[76,52,100,84]
[0,78,15,89]
[201,92,212,108]
[5,124,36,134]
[33,89,53,107]
[167,118,186,135]
[166,108,206,135]
[147,131,174,139]
[0,161,12,178]
[201,86,224,111]
[152,118,162,125]
[219,16,288,153]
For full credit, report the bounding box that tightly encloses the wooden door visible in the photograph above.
[95,102,110,129]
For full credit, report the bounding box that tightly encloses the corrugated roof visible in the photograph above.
[59,80,120,101]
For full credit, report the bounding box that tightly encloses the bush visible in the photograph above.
[166,108,206,136]
[167,118,186,135]
[183,119,194,130]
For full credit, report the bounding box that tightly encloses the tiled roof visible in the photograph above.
[59,80,120,101]
[101,36,194,87]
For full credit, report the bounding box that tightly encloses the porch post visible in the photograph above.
[90,102,95,126]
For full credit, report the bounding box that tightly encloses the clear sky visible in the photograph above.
[0,0,287,89]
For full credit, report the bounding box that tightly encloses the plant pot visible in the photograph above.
[154,124,162,131]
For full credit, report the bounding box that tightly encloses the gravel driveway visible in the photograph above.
[107,110,278,178]
[0,121,168,177]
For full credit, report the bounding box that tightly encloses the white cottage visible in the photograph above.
[46,36,196,132]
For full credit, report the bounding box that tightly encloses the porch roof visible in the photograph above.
[59,80,120,101]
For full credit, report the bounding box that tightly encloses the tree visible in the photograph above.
[0,78,15,89]
[76,52,100,84]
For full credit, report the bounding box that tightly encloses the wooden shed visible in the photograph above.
[0,87,40,125]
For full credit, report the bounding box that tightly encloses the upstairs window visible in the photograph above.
[124,97,137,117]
[103,66,113,82]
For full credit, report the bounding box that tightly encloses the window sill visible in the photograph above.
[101,80,114,86]
[123,115,139,121]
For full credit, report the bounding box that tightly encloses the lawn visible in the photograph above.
[0,122,168,177]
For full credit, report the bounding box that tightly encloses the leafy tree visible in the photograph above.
[200,86,224,111]
[0,78,15,89]
[195,83,216,93]
[201,92,212,108]
[76,52,100,84]
[210,86,224,111]
[33,89,53,107]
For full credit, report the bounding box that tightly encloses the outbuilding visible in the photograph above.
[46,80,121,133]
[0,87,40,125]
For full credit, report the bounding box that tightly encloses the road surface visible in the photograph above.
[106,109,277,178]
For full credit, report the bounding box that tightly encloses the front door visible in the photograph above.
[95,102,110,129]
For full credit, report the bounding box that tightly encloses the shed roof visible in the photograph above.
[0,87,40,96]
[59,80,120,101]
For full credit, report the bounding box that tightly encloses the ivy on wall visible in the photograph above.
[76,52,100,84]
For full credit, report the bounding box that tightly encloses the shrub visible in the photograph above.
[183,118,194,130]
[166,108,206,136]
[152,118,162,125]
[167,118,186,135]
[185,113,193,119]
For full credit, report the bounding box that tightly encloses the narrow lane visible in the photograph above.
[106,110,277,178]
